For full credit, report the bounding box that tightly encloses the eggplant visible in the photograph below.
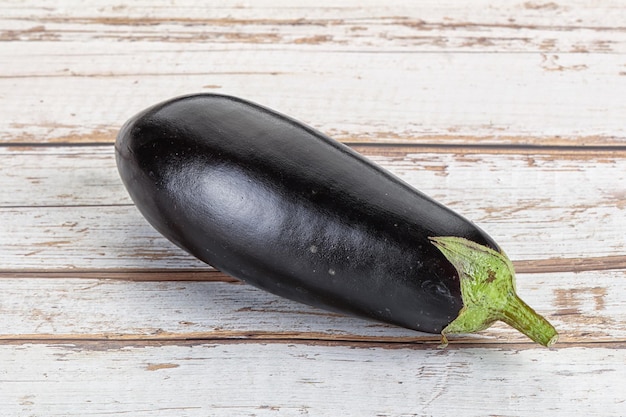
[115,93,557,346]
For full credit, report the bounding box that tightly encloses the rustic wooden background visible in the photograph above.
[2,1,625,415]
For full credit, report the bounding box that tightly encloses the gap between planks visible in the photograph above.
[2,251,626,281]
[4,140,626,152]
[0,333,621,350]
[0,269,237,282]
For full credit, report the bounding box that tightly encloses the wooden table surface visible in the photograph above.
[2,1,626,415]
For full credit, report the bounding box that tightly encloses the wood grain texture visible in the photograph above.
[1,1,626,146]
[2,50,624,146]
[1,343,625,417]
[1,1,625,415]
[3,0,625,52]
[0,271,622,344]
[2,146,625,269]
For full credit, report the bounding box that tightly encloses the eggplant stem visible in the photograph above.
[430,236,558,347]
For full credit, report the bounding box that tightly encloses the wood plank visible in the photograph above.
[8,198,625,270]
[0,146,127,207]
[2,145,625,270]
[1,0,626,146]
[0,341,624,416]
[2,0,625,52]
[1,50,624,146]
[0,270,622,344]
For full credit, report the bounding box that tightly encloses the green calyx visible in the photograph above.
[430,236,558,347]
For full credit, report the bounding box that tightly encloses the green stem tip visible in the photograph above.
[430,236,558,348]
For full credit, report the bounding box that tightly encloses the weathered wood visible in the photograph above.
[0,271,621,344]
[2,1,625,415]
[1,51,624,146]
[2,146,625,270]
[3,0,625,52]
[1,1,626,146]
[1,342,624,417]
[3,206,624,270]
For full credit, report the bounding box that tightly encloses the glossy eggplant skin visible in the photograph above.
[115,94,499,334]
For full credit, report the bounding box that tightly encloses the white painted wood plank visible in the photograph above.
[5,194,623,269]
[0,147,127,207]
[2,0,626,145]
[1,146,625,268]
[1,49,624,145]
[2,0,625,52]
[0,342,624,416]
[0,205,205,270]
[0,270,621,343]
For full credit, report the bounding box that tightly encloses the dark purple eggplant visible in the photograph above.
[115,93,557,346]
